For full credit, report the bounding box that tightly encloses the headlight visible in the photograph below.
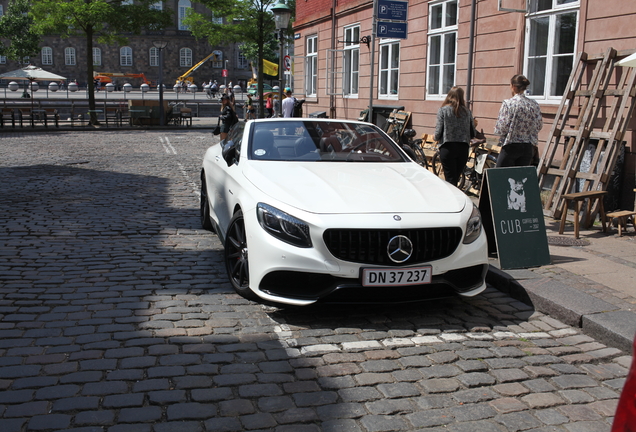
[257,203,312,248]
[463,204,482,244]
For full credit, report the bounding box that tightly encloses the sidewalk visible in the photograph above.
[487,216,636,353]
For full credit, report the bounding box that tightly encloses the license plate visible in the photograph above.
[362,266,432,287]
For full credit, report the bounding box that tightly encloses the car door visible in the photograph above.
[210,122,245,235]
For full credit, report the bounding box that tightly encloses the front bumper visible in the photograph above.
[259,263,488,304]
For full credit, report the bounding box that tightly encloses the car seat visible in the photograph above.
[252,130,280,160]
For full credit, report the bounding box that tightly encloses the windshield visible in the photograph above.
[248,121,407,162]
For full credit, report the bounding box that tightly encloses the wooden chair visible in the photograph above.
[180,107,193,126]
[44,108,60,128]
[18,108,35,128]
[558,190,608,239]
[118,106,130,126]
[105,107,121,127]
[1,108,15,128]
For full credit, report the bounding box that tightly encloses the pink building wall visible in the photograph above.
[293,0,636,208]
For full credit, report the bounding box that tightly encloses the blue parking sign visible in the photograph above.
[376,21,408,39]
[377,0,408,21]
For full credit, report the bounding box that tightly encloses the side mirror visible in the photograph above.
[222,141,237,165]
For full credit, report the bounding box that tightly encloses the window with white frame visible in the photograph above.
[150,47,159,67]
[178,0,191,31]
[0,56,7,64]
[305,35,318,97]
[211,13,222,25]
[343,25,360,96]
[41,47,53,65]
[65,47,76,66]
[379,40,400,98]
[427,0,457,98]
[212,51,223,68]
[525,0,579,100]
[120,46,133,66]
[150,1,162,10]
[93,48,101,66]
[237,50,248,69]
[180,48,192,67]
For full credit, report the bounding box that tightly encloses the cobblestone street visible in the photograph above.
[0,130,631,432]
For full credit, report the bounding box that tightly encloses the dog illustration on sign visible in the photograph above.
[507,178,527,212]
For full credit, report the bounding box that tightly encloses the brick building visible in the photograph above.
[292,0,636,208]
[0,0,252,89]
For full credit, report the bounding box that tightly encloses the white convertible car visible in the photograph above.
[201,118,488,306]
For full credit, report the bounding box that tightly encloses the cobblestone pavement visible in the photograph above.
[0,131,631,432]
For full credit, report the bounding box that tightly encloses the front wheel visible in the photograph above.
[431,151,444,179]
[224,211,257,300]
[410,140,429,169]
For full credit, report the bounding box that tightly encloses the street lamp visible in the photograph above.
[272,0,291,116]
[153,40,168,126]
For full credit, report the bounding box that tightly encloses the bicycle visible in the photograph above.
[448,138,498,194]
[399,129,430,169]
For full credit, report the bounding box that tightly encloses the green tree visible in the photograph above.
[0,0,41,63]
[30,0,173,124]
[184,0,294,117]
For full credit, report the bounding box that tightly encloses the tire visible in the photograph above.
[200,171,214,231]
[431,151,444,179]
[224,210,258,300]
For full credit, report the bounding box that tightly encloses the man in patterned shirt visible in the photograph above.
[494,74,543,167]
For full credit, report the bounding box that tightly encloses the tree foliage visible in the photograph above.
[0,0,41,63]
[184,0,295,116]
[29,0,173,124]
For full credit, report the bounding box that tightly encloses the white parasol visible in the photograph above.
[616,52,636,68]
[0,64,67,81]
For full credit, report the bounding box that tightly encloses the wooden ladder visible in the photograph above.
[538,47,636,220]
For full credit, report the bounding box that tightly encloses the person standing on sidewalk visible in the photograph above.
[434,86,476,187]
[494,74,543,167]
[219,94,238,140]
[282,88,296,118]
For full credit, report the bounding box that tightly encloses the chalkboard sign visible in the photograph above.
[478,166,551,270]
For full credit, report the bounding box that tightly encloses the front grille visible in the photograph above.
[323,228,463,266]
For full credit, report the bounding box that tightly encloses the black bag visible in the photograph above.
[213,118,221,135]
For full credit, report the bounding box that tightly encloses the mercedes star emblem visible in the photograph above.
[387,235,413,263]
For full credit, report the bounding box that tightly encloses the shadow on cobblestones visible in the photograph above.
[0,160,629,431]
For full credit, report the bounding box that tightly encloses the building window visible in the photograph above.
[93,48,101,66]
[525,0,579,100]
[0,56,6,64]
[180,48,192,67]
[178,0,191,31]
[211,13,222,25]
[65,47,76,66]
[379,40,400,98]
[212,50,223,68]
[120,46,133,66]
[305,35,318,97]
[0,5,3,16]
[237,50,248,69]
[150,1,162,10]
[427,0,457,98]
[41,47,53,66]
[343,25,360,97]
[150,47,159,67]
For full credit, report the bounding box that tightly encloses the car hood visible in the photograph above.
[243,162,466,214]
